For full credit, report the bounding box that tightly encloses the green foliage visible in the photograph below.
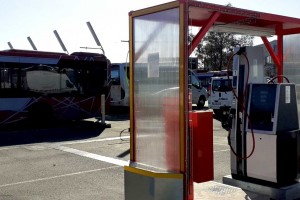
[194,32,253,71]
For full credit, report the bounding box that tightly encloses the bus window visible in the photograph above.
[0,68,10,89]
[0,65,24,95]
[111,65,121,85]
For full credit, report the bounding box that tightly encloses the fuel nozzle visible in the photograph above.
[221,108,233,131]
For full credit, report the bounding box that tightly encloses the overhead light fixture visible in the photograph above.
[53,30,69,54]
[27,36,37,50]
[86,21,105,55]
[7,42,13,49]
[210,24,275,37]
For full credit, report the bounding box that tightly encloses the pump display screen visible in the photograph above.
[248,84,277,132]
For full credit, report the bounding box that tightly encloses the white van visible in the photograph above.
[208,76,234,114]
[110,63,130,107]
[152,70,208,109]
[190,70,208,109]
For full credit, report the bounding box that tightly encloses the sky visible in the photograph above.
[1,0,300,63]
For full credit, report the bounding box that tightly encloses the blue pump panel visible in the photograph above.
[247,83,299,134]
[248,84,277,132]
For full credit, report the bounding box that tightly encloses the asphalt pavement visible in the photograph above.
[0,107,272,200]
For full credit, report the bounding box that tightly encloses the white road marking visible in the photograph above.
[56,136,130,145]
[0,136,130,151]
[214,143,229,146]
[0,146,21,151]
[52,145,129,167]
[214,149,230,153]
[213,136,228,138]
[0,166,119,188]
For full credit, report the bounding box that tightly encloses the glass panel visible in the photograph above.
[133,8,180,172]
[283,34,300,125]
[111,65,120,85]
[0,67,11,89]
[212,79,232,92]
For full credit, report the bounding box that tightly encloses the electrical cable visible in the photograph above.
[226,50,255,160]
[226,51,291,160]
[119,128,130,141]
[267,75,290,84]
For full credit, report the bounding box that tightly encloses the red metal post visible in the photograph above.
[261,36,281,69]
[277,25,284,83]
[179,1,193,199]
[277,36,283,83]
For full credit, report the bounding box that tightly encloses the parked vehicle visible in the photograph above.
[194,70,232,90]
[208,76,234,115]
[189,70,208,109]
[110,63,129,107]
[195,73,213,90]
[150,70,208,111]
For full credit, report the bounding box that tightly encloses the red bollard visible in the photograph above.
[189,110,214,183]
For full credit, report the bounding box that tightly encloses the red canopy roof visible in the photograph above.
[187,1,300,36]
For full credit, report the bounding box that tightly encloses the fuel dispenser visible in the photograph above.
[228,46,300,186]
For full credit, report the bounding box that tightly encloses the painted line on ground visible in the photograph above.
[0,136,130,151]
[0,166,119,188]
[214,149,230,153]
[52,136,130,146]
[52,145,129,167]
[213,136,228,138]
[0,146,21,151]
[214,143,229,146]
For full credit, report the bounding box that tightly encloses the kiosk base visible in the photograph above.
[124,166,183,200]
[223,175,300,200]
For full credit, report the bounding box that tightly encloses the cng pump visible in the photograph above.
[245,83,299,184]
[229,46,300,186]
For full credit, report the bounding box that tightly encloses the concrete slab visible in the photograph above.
[223,175,300,200]
[194,181,269,200]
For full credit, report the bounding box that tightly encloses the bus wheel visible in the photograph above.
[28,102,54,126]
[197,96,205,109]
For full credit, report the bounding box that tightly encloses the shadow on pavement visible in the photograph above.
[106,106,130,121]
[0,120,106,147]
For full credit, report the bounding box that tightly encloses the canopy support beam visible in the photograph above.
[188,12,220,56]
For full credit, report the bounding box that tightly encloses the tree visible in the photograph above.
[194,32,254,71]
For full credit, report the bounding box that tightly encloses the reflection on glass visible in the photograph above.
[133,8,180,172]
[283,34,300,126]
